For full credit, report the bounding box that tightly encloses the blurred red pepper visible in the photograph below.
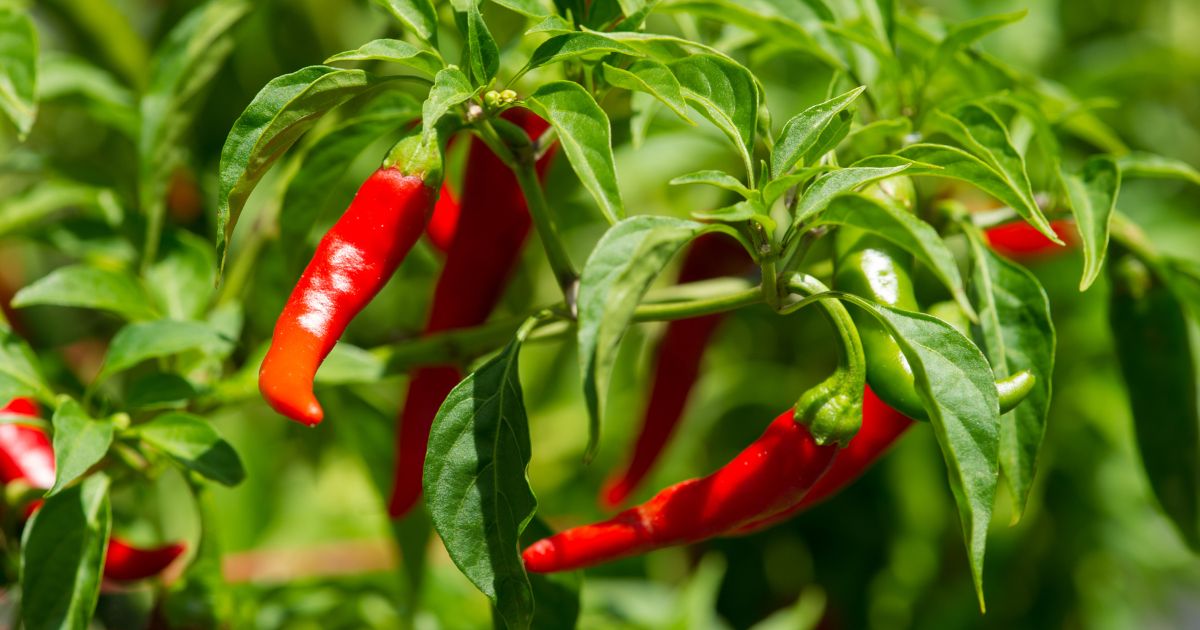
[389,110,554,518]
[0,398,186,582]
[601,233,751,507]
[984,219,1074,259]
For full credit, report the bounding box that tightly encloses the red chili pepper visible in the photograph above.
[601,234,751,507]
[259,166,435,426]
[522,409,838,573]
[0,398,187,582]
[732,385,913,534]
[425,183,460,254]
[103,538,187,582]
[388,110,553,518]
[984,219,1074,259]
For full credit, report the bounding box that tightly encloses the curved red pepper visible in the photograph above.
[522,409,838,573]
[732,385,913,534]
[984,219,1074,259]
[0,398,187,582]
[425,183,460,254]
[601,234,751,507]
[388,110,553,518]
[260,167,435,425]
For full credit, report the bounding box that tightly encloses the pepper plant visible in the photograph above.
[2,0,1200,628]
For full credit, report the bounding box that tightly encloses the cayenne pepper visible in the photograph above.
[389,109,553,518]
[985,219,1074,259]
[260,142,440,426]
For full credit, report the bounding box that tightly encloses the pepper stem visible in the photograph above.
[786,273,868,446]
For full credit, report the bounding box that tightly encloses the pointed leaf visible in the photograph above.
[963,227,1055,519]
[136,413,244,486]
[425,326,537,630]
[99,320,229,380]
[669,54,759,180]
[12,265,156,322]
[1062,156,1120,290]
[529,32,644,68]
[600,59,691,121]
[791,157,913,227]
[771,86,865,178]
[527,81,624,223]
[371,0,439,45]
[1117,152,1200,187]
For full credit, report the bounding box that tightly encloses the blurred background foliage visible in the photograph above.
[3,0,1199,628]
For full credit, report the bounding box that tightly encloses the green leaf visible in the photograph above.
[216,65,381,270]
[527,81,624,223]
[99,320,229,380]
[963,227,1055,520]
[530,32,644,69]
[816,193,974,318]
[140,0,250,243]
[693,199,772,230]
[136,412,245,486]
[38,53,137,137]
[464,0,499,85]
[932,10,1027,71]
[791,157,914,227]
[897,143,1052,238]
[21,474,111,630]
[325,38,443,77]
[281,93,418,268]
[424,326,537,630]
[932,104,1058,242]
[1116,152,1200,187]
[577,216,716,457]
[0,5,38,139]
[601,60,691,121]
[771,86,865,178]
[12,265,156,321]
[1062,156,1120,291]
[669,169,754,198]
[0,180,122,237]
[371,0,439,45]
[1108,251,1200,551]
[0,324,53,406]
[421,66,473,140]
[839,294,999,609]
[147,231,217,321]
[48,400,114,497]
[669,54,759,180]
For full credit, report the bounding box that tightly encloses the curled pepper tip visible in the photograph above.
[599,476,633,509]
[104,538,187,582]
[259,380,323,426]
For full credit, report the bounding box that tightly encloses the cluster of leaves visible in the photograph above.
[3,0,1200,628]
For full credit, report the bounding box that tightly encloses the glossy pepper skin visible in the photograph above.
[388,110,553,518]
[733,385,913,533]
[260,167,434,426]
[522,410,838,573]
[0,398,186,582]
[601,233,751,507]
[985,219,1073,259]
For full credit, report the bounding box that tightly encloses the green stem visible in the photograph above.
[509,143,579,298]
[633,286,763,321]
[786,274,865,382]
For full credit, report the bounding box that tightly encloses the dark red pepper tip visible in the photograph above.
[599,475,633,509]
